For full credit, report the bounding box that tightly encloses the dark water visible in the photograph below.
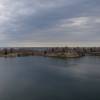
[0,56,100,100]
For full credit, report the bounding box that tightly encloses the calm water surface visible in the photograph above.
[0,56,100,100]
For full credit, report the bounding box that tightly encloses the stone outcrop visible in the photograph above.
[0,47,100,58]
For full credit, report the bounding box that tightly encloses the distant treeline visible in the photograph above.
[0,47,100,57]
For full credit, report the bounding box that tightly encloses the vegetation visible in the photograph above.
[0,47,100,58]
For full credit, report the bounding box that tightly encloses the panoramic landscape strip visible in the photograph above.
[0,47,100,58]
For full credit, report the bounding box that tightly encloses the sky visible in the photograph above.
[0,0,100,47]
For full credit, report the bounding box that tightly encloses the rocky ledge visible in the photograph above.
[0,47,100,58]
[45,52,83,58]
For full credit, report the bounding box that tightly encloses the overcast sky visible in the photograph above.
[0,0,100,47]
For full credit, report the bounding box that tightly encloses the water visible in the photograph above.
[0,56,100,100]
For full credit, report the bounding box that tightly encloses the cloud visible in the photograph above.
[0,0,100,46]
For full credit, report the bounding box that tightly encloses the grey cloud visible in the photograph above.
[0,0,100,46]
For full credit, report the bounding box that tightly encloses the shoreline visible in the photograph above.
[0,47,100,58]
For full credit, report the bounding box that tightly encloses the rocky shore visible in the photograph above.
[0,47,100,58]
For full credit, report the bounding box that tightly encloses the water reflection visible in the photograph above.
[0,56,100,100]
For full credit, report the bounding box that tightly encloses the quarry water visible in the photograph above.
[0,56,100,100]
